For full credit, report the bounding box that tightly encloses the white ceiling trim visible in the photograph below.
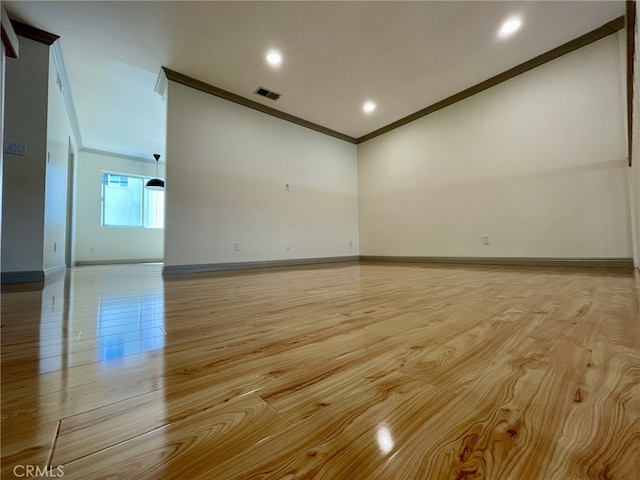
[81,147,159,164]
[154,67,167,100]
[51,40,83,149]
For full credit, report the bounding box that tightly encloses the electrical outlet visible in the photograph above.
[234,241,240,251]
[285,241,291,251]
[349,240,353,248]
[482,235,490,245]
[90,247,95,253]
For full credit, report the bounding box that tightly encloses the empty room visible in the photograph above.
[1,1,639,479]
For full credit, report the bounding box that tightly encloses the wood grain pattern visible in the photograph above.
[1,262,638,479]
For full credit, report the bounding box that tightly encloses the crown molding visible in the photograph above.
[160,67,358,144]
[358,16,625,143]
[10,19,58,46]
[14,11,621,153]
[156,16,625,147]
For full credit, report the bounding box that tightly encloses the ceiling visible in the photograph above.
[5,1,626,159]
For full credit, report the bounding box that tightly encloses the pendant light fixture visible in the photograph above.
[146,153,165,190]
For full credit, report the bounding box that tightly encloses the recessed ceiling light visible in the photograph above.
[363,101,376,114]
[498,16,522,39]
[266,50,282,66]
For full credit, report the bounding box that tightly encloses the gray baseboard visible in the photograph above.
[163,256,360,275]
[1,270,45,283]
[2,263,68,284]
[74,258,163,266]
[359,256,634,268]
[2,257,630,283]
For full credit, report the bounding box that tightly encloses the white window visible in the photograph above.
[101,173,164,228]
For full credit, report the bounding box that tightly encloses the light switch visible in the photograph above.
[3,142,27,156]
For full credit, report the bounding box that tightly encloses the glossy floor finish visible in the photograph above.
[1,262,639,479]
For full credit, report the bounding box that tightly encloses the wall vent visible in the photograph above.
[255,86,281,101]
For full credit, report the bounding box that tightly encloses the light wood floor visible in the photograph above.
[1,262,639,479]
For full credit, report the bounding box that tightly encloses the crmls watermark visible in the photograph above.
[12,465,64,478]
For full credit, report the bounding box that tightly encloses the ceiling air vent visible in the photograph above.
[255,86,281,101]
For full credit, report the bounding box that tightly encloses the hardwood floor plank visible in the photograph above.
[198,372,440,480]
[544,340,640,479]
[52,389,166,465]
[57,392,289,480]
[369,341,605,479]
[0,418,60,478]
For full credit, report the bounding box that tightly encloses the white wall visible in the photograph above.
[1,36,49,273]
[358,34,631,259]
[44,44,75,273]
[163,81,359,268]
[74,150,164,263]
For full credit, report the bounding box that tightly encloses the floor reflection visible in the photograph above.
[30,264,167,372]
[97,292,165,361]
[1,264,168,477]
[38,273,67,374]
[376,424,395,455]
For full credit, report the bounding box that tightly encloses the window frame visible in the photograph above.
[100,171,164,229]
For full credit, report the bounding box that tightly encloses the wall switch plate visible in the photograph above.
[285,184,290,191]
[482,235,490,245]
[234,241,240,251]
[3,142,27,156]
